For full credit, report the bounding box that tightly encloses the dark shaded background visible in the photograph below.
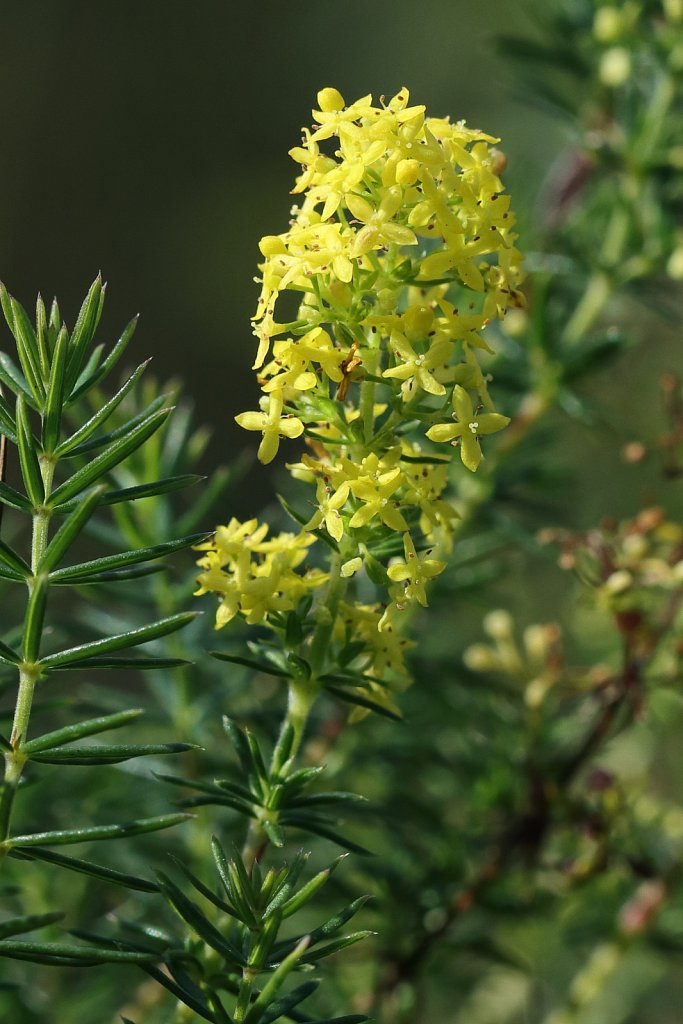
[0,0,562,507]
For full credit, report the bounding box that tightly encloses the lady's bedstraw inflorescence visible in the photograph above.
[197,87,524,713]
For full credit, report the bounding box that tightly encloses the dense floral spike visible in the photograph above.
[201,87,523,709]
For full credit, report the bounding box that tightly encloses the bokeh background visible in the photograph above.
[0,0,564,509]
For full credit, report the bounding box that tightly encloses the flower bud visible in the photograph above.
[593,7,625,42]
[317,87,345,112]
[483,609,513,640]
[599,48,631,88]
[395,158,420,186]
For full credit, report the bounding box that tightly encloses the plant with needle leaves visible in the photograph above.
[0,279,203,966]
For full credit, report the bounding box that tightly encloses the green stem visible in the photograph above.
[1,458,55,851]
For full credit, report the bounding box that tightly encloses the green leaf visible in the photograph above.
[0,638,20,665]
[0,940,157,964]
[300,931,371,964]
[47,406,173,507]
[54,475,202,516]
[0,911,64,940]
[8,294,46,404]
[56,359,151,456]
[64,276,105,394]
[0,537,31,580]
[277,860,342,920]
[48,533,209,583]
[155,870,244,966]
[41,327,69,453]
[261,819,285,848]
[22,708,144,753]
[243,936,310,1024]
[0,389,17,443]
[282,816,371,855]
[67,314,138,404]
[211,652,289,677]
[29,742,196,766]
[62,393,169,459]
[141,964,214,1023]
[0,351,33,405]
[325,685,401,721]
[211,838,259,927]
[49,565,165,586]
[0,481,32,513]
[23,574,49,663]
[15,394,44,506]
[48,655,188,671]
[38,486,105,574]
[259,980,319,1024]
[35,294,49,367]
[9,846,157,893]
[4,813,191,848]
[39,611,198,669]
[169,856,244,921]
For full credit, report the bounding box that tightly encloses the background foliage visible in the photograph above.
[0,2,681,1023]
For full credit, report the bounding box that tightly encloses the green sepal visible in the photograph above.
[48,533,209,583]
[47,406,173,507]
[0,911,64,940]
[64,276,105,394]
[39,611,198,669]
[15,394,44,507]
[4,812,192,849]
[0,481,32,513]
[23,574,49,663]
[242,936,310,1024]
[154,870,244,966]
[0,537,31,580]
[38,486,104,574]
[0,940,157,965]
[29,742,197,766]
[56,358,151,456]
[7,294,46,404]
[41,328,69,453]
[67,314,138,404]
[9,846,157,893]
[210,652,289,677]
[259,981,320,1024]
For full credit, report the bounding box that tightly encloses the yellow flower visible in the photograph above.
[426,385,509,472]
[386,533,447,607]
[235,390,304,464]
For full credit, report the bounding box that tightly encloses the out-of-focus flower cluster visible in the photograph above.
[199,88,523,701]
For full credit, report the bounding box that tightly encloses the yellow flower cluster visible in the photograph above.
[200,89,523,707]
[195,519,325,627]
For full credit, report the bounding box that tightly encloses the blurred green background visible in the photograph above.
[0,0,562,504]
